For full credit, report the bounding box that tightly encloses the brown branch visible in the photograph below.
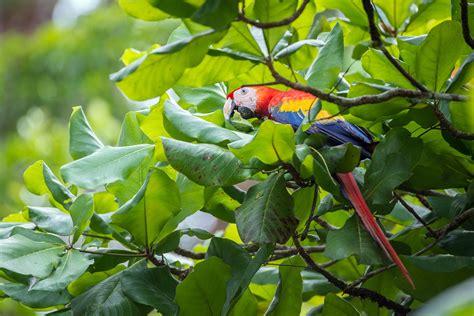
[292,236,411,315]
[301,185,319,240]
[461,0,474,49]
[415,194,433,211]
[399,187,446,197]
[238,0,310,29]
[361,0,428,91]
[270,245,325,260]
[394,192,436,236]
[174,247,206,260]
[350,208,474,286]
[266,60,468,106]
[431,103,474,140]
[148,254,190,280]
[314,217,338,230]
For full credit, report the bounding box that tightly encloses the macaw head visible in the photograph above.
[223,86,279,121]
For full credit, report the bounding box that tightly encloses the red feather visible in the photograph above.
[336,173,415,288]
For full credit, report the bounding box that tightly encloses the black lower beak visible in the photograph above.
[237,106,255,119]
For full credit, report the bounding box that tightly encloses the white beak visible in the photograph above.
[223,98,236,121]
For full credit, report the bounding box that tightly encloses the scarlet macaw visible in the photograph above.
[224,86,415,288]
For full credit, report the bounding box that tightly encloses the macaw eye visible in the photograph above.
[241,87,248,95]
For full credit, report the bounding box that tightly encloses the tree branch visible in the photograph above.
[361,0,428,91]
[431,103,474,140]
[238,0,310,29]
[461,0,474,49]
[174,247,205,260]
[148,254,190,280]
[292,236,411,315]
[301,185,319,240]
[394,192,436,236]
[350,208,474,286]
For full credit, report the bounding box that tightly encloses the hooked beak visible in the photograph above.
[223,98,236,121]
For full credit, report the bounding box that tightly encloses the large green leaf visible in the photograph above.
[191,0,239,30]
[70,194,94,243]
[404,0,451,34]
[118,0,169,21]
[361,48,414,88]
[23,160,74,209]
[207,238,273,315]
[162,137,253,186]
[173,84,226,112]
[0,222,35,239]
[305,23,344,90]
[0,234,65,278]
[61,144,154,190]
[374,0,416,31]
[176,256,231,316]
[112,168,183,246]
[163,100,245,145]
[324,215,385,265]
[229,120,295,165]
[265,257,304,316]
[415,21,469,91]
[121,260,178,316]
[71,265,151,316]
[110,30,223,100]
[0,280,71,309]
[235,173,298,244]
[364,128,423,205]
[322,293,360,316]
[31,250,92,291]
[68,106,104,160]
[318,0,368,27]
[27,206,73,236]
[252,0,298,52]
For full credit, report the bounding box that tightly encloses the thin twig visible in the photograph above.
[394,192,436,236]
[314,217,338,230]
[82,233,113,240]
[238,0,310,29]
[148,254,190,280]
[415,194,433,211]
[361,0,428,91]
[301,185,319,240]
[431,103,474,140]
[265,60,468,106]
[174,247,206,260]
[269,245,325,260]
[292,236,411,314]
[350,208,474,286]
[76,248,146,257]
[461,0,474,49]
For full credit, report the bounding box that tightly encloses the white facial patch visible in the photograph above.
[234,87,257,111]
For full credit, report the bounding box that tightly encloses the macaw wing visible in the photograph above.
[268,90,316,128]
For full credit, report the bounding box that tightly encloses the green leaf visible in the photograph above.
[256,0,299,51]
[235,173,298,244]
[202,187,240,222]
[162,137,253,186]
[265,257,304,316]
[0,280,71,309]
[32,250,92,291]
[318,0,368,27]
[71,265,151,316]
[112,168,183,246]
[361,48,414,88]
[374,0,415,31]
[322,293,360,316]
[61,144,154,190]
[0,222,35,239]
[147,0,200,17]
[438,231,474,256]
[110,30,223,100]
[163,100,245,145]
[229,120,295,165]
[364,128,423,205]
[305,23,344,90]
[405,0,451,34]
[27,206,73,236]
[173,84,226,112]
[207,238,274,315]
[324,215,385,265]
[70,194,94,243]
[67,265,126,296]
[320,143,361,173]
[121,260,178,316]
[191,0,239,30]
[155,228,213,254]
[176,256,231,316]
[0,234,65,278]
[118,0,169,21]
[274,39,325,59]
[415,21,469,91]
[69,106,104,160]
[118,111,153,147]
[23,160,74,209]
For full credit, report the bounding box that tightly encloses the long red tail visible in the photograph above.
[336,172,415,288]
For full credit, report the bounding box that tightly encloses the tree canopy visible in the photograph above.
[0,0,473,315]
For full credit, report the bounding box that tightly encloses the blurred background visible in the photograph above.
[0,1,166,313]
[0,0,171,217]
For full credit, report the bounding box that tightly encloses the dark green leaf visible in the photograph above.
[0,281,71,309]
[235,173,298,244]
[61,144,154,190]
[69,106,104,160]
[70,194,94,243]
[162,138,253,186]
[191,0,239,29]
[322,293,360,316]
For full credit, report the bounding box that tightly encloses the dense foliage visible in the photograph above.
[1,0,473,315]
